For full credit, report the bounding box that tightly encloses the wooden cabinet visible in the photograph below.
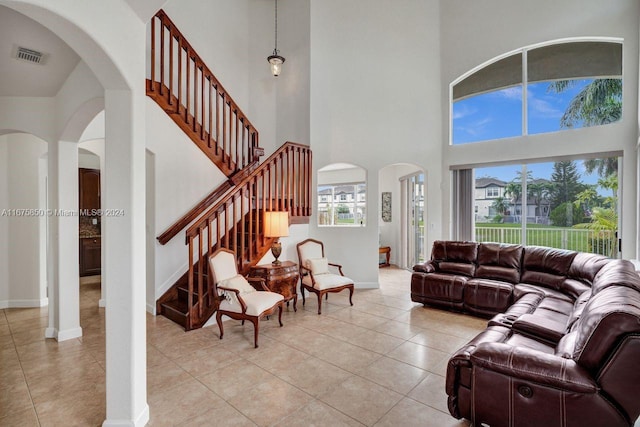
[80,237,101,276]
[79,168,100,212]
[248,261,299,311]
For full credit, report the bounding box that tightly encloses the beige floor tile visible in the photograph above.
[279,400,364,427]
[275,357,352,397]
[146,360,194,394]
[355,356,429,395]
[173,345,236,378]
[15,337,86,363]
[387,341,449,372]
[372,320,424,340]
[327,309,388,330]
[347,329,405,354]
[0,323,11,337]
[320,376,403,426]
[5,307,48,324]
[180,402,255,427]
[35,389,105,427]
[0,406,40,427]
[409,330,468,353]
[198,359,273,401]
[408,373,450,413]
[0,379,34,418]
[315,340,381,373]
[10,327,48,347]
[147,381,225,427]
[227,376,313,426]
[374,397,470,427]
[244,341,311,372]
[27,363,105,405]
[352,300,408,320]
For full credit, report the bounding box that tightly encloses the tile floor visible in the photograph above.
[1,267,485,427]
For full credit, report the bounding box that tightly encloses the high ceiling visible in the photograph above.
[0,5,80,97]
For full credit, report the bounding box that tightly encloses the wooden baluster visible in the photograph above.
[261,170,266,247]
[168,32,173,105]
[201,67,205,140]
[160,22,164,96]
[280,153,285,211]
[150,17,155,91]
[217,209,222,252]
[240,187,245,265]
[241,121,246,169]
[187,235,194,328]
[222,96,226,165]
[207,217,213,304]
[198,228,204,317]
[248,180,253,261]
[235,113,239,172]
[227,104,232,170]
[296,147,301,216]
[215,88,220,154]
[224,202,230,249]
[307,149,312,215]
[185,48,190,124]
[208,78,212,148]
[177,37,182,114]
[287,149,292,212]
[268,167,273,212]
[193,60,198,132]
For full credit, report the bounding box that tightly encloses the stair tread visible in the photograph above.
[161,299,189,316]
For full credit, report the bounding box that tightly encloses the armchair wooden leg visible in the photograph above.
[317,292,323,315]
[348,286,354,306]
[278,303,283,327]
[301,285,306,306]
[292,294,298,312]
[216,311,224,340]
[251,318,260,348]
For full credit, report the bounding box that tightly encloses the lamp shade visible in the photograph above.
[264,211,289,238]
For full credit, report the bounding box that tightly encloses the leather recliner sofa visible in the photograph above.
[411,240,640,427]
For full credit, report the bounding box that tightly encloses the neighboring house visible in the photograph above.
[317,184,367,225]
[475,178,552,224]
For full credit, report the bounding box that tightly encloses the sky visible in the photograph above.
[453,79,616,190]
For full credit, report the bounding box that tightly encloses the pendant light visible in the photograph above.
[267,0,285,76]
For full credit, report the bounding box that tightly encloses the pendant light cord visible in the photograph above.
[274,0,279,53]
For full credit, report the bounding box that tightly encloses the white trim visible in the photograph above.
[102,404,149,427]
[0,298,48,309]
[157,262,188,299]
[355,281,378,289]
[146,302,156,315]
[43,326,83,341]
[99,298,106,308]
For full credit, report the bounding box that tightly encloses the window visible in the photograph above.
[452,41,622,144]
[473,157,619,257]
[317,163,367,227]
[486,187,499,198]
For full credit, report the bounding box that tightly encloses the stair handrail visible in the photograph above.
[148,9,261,175]
[183,142,312,325]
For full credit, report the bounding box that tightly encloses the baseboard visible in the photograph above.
[56,326,83,341]
[356,281,379,289]
[102,404,149,427]
[99,298,106,308]
[146,302,156,315]
[0,298,49,309]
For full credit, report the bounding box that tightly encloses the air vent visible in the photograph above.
[12,45,47,65]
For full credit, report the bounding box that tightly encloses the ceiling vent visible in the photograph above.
[12,45,47,65]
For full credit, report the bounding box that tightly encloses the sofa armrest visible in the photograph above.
[413,260,436,273]
[471,342,597,393]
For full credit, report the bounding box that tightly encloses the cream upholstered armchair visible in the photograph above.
[208,248,284,348]
[296,239,354,314]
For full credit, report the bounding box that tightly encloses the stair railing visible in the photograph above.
[183,142,312,321]
[148,9,261,177]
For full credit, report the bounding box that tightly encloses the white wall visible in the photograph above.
[310,0,442,287]
[146,99,228,298]
[0,133,48,307]
[0,136,8,304]
[440,0,639,258]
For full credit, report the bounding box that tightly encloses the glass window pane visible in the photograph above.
[528,78,622,135]
[452,86,523,145]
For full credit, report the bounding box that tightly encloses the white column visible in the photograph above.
[45,139,82,341]
[102,89,148,427]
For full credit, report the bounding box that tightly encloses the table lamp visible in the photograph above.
[264,211,289,265]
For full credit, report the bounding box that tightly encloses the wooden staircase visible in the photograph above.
[155,142,312,331]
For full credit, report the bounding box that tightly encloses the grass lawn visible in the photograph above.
[475,222,616,255]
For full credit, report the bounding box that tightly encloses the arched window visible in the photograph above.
[452,40,623,144]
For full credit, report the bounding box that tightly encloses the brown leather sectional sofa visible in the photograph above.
[411,240,640,427]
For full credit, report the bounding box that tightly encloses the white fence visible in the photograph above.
[475,227,618,257]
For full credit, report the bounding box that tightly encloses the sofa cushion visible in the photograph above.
[591,259,640,295]
[417,272,468,303]
[571,284,640,372]
[431,240,477,277]
[475,243,523,284]
[520,246,577,291]
[512,313,567,344]
[464,278,513,313]
[514,283,574,303]
[561,279,591,300]
[568,252,610,285]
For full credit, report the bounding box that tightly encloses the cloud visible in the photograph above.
[452,104,477,120]
[456,116,493,136]
[494,87,522,100]
[528,96,563,118]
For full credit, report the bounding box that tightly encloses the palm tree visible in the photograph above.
[527,181,552,218]
[547,78,622,128]
[573,207,618,257]
[548,79,621,180]
[491,197,509,217]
